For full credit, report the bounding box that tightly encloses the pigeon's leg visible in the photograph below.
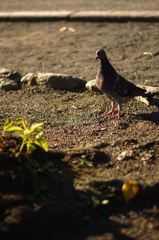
[115,104,123,119]
[107,101,118,115]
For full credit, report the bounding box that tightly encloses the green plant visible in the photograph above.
[2,118,48,155]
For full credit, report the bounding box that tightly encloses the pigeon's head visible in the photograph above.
[96,49,107,60]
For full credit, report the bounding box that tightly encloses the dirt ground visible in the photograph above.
[0,0,159,11]
[0,21,159,240]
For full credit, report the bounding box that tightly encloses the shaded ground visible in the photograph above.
[0,0,159,11]
[0,22,159,239]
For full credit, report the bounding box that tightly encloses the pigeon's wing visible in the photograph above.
[113,75,146,97]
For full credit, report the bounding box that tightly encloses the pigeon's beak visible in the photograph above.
[96,55,99,60]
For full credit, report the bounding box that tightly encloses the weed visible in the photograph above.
[2,118,48,155]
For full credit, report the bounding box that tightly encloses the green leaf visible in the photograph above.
[26,142,36,154]
[35,132,43,139]
[3,126,23,133]
[35,139,48,152]
[4,118,10,126]
[30,123,44,134]
[23,129,31,136]
[19,140,26,152]
[13,119,24,126]
[21,119,28,129]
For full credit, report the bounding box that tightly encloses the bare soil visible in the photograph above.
[0,21,159,240]
[0,0,159,11]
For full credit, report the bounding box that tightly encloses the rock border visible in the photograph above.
[0,68,86,91]
[1,68,159,98]
[0,10,159,22]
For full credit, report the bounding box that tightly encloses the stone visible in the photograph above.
[85,79,100,92]
[21,72,86,91]
[45,73,86,91]
[0,68,11,74]
[0,68,21,91]
[0,79,19,91]
[21,73,37,86]
[117,150,134,161]
[137,84,159,95]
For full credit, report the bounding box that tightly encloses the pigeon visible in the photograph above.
[95,48,155,119]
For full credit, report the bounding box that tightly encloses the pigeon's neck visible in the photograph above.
[100,58,117,76]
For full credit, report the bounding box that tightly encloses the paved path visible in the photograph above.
[1,0,159,11]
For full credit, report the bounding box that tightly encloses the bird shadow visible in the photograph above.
[132,112,159,124]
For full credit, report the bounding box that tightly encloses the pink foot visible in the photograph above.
[107,108,118,116]
[115,111,123,120]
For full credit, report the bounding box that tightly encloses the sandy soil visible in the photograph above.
[0,21,159,240]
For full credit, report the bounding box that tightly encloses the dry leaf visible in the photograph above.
[101,199,109,205]
[68,27,76,32]
[0,143,4,152]
[59,26,67,32]
[59,26,76,33]
[143,51,153,56]
[122,180,140,202]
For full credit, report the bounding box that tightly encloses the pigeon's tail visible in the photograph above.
[135,86,147,97]
[146,94,159,108]
[134,85,159,107]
